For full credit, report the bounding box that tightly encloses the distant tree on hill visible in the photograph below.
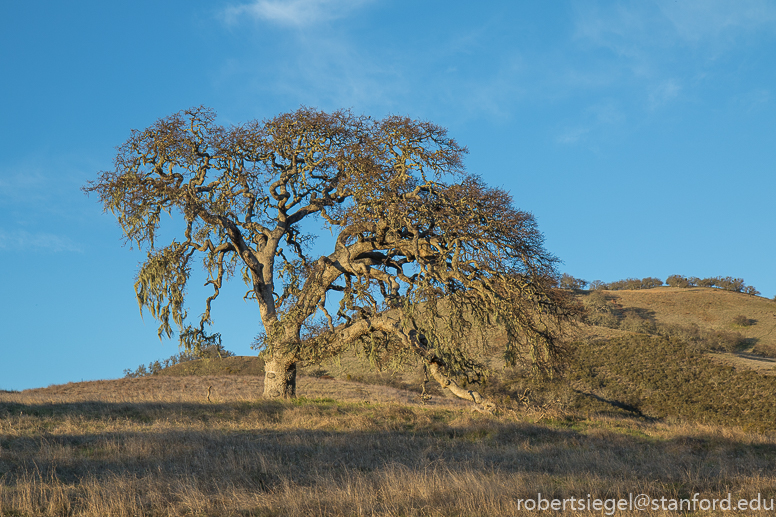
[666,275,691,288]
[666,275,759,295]
[592,277,664,291]
[696,277,715,288]
[86,106,576,403]
[640,277,664,289]
[559,273,588,290]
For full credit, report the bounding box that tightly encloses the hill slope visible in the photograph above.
[597,287,776,348]
[576,287,776,371]
[3,365,776,516]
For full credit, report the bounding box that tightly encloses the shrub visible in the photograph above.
[752,342,776,358]
[731,314,753,327]
[581,291,658,332]
[704,329,749,352]
[618,312,657,334]
[583,290,610,311]
[581,291,620,328]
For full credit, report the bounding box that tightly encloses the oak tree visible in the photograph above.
[85,106,574,402]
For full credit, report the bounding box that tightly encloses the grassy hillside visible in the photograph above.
[494,334,776,431]
[2,376,776,516]
[592,287,776,356]
[3,286,774,515]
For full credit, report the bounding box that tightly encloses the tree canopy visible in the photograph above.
[85,106,575,402]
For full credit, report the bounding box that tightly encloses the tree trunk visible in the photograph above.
[262,356,297,399]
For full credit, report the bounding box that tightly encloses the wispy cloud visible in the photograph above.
[648,79,682,109]
[0,169,49,204]
[556,100,625,145]
[575,0,776,53]
[733,88,771,112]
[222,0,372,28]
[656,0,776,42]
[570,2,774,115]
[0,229,82,253]
[557,126,591,145]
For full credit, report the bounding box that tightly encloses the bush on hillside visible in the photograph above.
[704,329,750,352]
[581,291,620,328]
[752,342,776,358]
[581,291,657,333]
[731,314,754,327]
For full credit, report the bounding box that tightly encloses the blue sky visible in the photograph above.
[2,0,774,391]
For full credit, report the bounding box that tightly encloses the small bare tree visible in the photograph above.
[85,106,575,402]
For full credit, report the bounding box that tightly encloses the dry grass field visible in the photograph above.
[3,287,776,516]
[2,375,776,516]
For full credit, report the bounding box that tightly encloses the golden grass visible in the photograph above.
[4,288,776,515]
[600,287,776,355]
[8,375,467,408]
[2,375,776,516]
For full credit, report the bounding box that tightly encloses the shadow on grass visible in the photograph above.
[572,390,647,418]
[2,399,776,493]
